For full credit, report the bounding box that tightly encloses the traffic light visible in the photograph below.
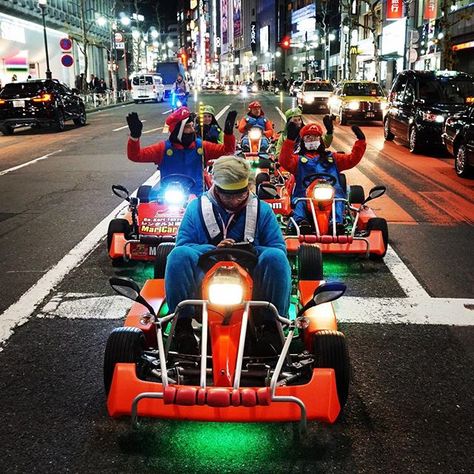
[280,36,291,49]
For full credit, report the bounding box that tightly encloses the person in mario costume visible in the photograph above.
[126,107,238,196]
[279,121,366,233]
[237,100,274,152]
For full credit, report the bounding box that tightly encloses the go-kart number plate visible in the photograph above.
[140,215,181,235]
[13,100,25,108]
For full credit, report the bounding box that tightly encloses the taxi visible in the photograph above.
[328,80,388,125]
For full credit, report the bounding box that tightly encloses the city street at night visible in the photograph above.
[0,90,473,473]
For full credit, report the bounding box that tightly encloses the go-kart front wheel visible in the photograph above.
[104,327,145,395]
[367,217,388,259]
[298,244,323,281]
[313,330,350,410]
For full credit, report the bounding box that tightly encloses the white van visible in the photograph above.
[131,74,165,103]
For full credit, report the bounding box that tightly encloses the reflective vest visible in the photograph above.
[200,194,259,245]
[293,152,345,201]
[161,139,204,196]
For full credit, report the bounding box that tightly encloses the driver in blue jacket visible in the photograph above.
[165,155,291,354]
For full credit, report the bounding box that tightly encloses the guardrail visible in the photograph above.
[79,90,132,110]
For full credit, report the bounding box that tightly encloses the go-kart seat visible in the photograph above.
[257,182,280,200]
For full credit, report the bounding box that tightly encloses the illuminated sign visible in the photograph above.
[424,0,437,20]
[387,0,403,20]
[250,21,257,54]
[452,41,474,51]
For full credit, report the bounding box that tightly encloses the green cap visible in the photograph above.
[285,107,303,121]
[202,105,216,116]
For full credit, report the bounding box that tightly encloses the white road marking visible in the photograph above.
[162,109,173,115]
[335,296,474,326]
[143,127,163,134]
[0,150,63,177]
[113,120,146,132]
[0,171,160,349]
[215,105,230,120]
[275,106,287,122]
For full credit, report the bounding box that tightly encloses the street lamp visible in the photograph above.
[326,32,336,80]
[38,0,52,79]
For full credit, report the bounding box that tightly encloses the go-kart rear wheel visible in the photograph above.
[154,242,176,278]
[367,217,388,259]
[349,185,365,204]
[104,327,145,395]
[313,330,350,410]
[298,244,323,281]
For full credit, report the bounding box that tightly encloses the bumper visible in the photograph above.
[0,117,56,128]
[301,101,330,112]
[343,110,383,121]
[417,122,444,146]
[109,233,174,262]
[107,364,340,423]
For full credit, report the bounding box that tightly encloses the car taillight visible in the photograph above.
[153,86,156,91]
[0,99,6,105]
[32,93,53,102]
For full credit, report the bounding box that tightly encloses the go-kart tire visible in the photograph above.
[367,217,388,259]
[107,218,131,257]
[298,244,323,281]
[255,172,271,187]
[349,185,365,204]
[384,118,394,141]
[313,330,350,410]
[137,185,152,203]
[154,242,176,279]
[104,327,145,395]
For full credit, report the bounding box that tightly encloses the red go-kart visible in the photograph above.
[107,174,198,268]
[285,173,388,259]
[104,245,350,431]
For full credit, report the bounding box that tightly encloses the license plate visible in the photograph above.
[13,100,25,108]
[366,112,375,118]
[319,105,326,109]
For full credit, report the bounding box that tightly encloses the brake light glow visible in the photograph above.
[0,99,5,105]
[32,93,53,102]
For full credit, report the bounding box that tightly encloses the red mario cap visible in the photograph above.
[165,107,192,134]
[300,123,323,138]
[248,100,262,109]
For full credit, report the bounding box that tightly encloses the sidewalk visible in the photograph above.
[80,91,133,113]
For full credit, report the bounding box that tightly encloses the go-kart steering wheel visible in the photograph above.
[198,247,258,273]
[302,173,337,188]
[160,174,196,192]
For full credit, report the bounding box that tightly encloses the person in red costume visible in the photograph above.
[237,101,274,151]
[126,107,237,196]
[279,121,367,232]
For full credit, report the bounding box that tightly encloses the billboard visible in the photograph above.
[233,0,242,38]
[386,0,403,20]
[221,0,228,53]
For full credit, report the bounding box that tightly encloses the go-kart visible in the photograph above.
[107,174,197,266]
[104,245,350,431]
[240,127,272,155]
[171,88,188,110]
[285,172,388,259]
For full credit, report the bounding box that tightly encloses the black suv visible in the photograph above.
[0,79,86,135]
[384,70,474,153]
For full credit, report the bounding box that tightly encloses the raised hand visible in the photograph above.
[126,112,143,139]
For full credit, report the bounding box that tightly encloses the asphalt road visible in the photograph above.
[0,91,473,473]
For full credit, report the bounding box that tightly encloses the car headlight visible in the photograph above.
[251,85,258,92]
[313,184,335,202]
[421,112,445,123]
[248,128,262,140]
[208,270,244,306]
[346,101,360,110]
[164,187,186,205]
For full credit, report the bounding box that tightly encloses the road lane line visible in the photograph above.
[0,171,160,349]
[143,127,163,134]
[113,120,146,132]
[275,106,286,122]
[162,109,173,114]
[215,105,230,120]
[0,150,63,176]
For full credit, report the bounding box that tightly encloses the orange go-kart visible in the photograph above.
[104,245,350,432]
[286,173,388,259]
[107,174,200,268]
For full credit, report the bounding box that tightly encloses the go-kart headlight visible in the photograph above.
[248,128,262,140]
[208,271,244,306]
[251,84,258,92]
[313,184,335,202]
[164,187,186,205]
[346,101,360,110]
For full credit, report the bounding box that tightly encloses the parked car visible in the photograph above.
[384,70,474,153]
[297,80,334,113]
[0,79,86,135]
[328,81,387,125]
[289,80,303,97]
[443,105,474,177]
[130,74,165,103]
